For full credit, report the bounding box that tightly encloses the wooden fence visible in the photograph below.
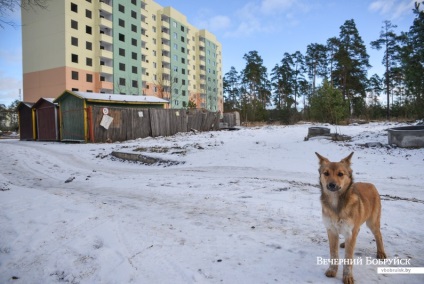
[89,106,220,143]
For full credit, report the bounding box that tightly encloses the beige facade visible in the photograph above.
[21,0,223,112]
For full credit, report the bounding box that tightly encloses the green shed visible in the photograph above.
[54,90,168,142]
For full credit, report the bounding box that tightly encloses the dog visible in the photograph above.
[315,152,387,284]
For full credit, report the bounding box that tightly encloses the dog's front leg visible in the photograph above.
[325,228,339,278]
[342,227,359,284]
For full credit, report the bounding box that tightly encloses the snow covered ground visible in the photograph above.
[0,122,423,284]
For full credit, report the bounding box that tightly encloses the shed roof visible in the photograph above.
[17,102,34,110]
[54,90,168,104]
[32,97,57,109]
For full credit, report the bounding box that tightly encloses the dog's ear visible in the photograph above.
[341,152,354,165]
[315,152,329,165]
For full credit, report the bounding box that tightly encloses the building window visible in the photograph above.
[131,0,137,5]
[119,78,126,86]
[71,71,78,80]
[71,37,78,46]
[131,24,137,32]
[132,52,137,60]
[118,4,125,13]
[173,32,177,39]
[119,48,125,56]
[119,19,125,28]
[181,36,184,42]
[182,68,185,74]
[181,47,185,53]
[86,25,92,34]
[132,80,138,88]
[86,57,92,66]
[172,21,177,28]
[71,54,78,63]
[173,43,178,50]
[86,41,92,50]
[71,20,78,30]
[131,10,137,19]
[119,33,125,42]
[131,38,137,46]
[72,88,79,91]
[182,90,186,96]
[86,74,93,82]
[86,9,92,19]
[173,55,178,61]
[181,25,185,32]
[119,63,125,71]
[181,58,185,64]
[71,3,78,13]
[132,66,137,74]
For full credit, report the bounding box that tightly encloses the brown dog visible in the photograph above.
[315,152,387,284]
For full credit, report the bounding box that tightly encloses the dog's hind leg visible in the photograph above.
[366,218,387,259]
[325,229,339,278]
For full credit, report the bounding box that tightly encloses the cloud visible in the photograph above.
[0,72,22,106]
[260,0,296,14]
[221,0,310,38]
[193,9,231,33]
[208,15,232,31]
[369,0,416,19]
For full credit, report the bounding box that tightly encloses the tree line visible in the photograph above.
[223,2,424,124]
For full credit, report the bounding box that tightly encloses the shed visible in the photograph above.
[32,98,59,141]
[54,90,168,142]
[17,102,35,140]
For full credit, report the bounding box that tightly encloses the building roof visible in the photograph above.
[71,91,169,104]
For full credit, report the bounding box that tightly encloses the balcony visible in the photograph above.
[161,32,170,40]
[100,2,112,14]
[100,81,113,90]
[100,33,112,44]
[100,49,113,59]
[100,17,112,29]
[100,65,113,75]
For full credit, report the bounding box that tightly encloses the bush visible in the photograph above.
[310,80,349,124]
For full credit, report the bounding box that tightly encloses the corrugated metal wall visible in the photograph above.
[59,95,86,142]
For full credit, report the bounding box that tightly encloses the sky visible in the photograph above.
[0,0,418,106]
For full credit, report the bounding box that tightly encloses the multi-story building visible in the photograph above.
[21,0,223,112]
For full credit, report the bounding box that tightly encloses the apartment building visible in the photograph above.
[22,0,223,112]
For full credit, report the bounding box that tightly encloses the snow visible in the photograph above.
[71,91,169,103]
[0,122,423,284]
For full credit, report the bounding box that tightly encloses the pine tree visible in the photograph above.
[370,20,400,119]
[241,51,270,120]
[305,43,327,96]
[399,1,424,116]
[332,19,370,116]
[223,66,241,111]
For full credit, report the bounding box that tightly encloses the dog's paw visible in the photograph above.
[343,275,354,284]
[377,251,387,259]
[325,267,338,278]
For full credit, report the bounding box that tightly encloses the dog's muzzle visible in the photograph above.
[327,182,340,192]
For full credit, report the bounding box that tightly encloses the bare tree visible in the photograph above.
[1,0,49,28]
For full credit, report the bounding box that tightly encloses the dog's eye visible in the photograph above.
[324,172,329,176]
[338,172,344,177]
